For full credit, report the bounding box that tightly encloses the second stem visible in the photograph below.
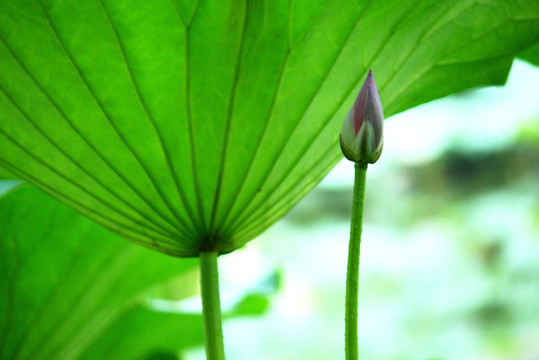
[345,162,367,360]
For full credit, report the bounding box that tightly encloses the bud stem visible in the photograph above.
[345,162,367,360]
[200,251,226,360]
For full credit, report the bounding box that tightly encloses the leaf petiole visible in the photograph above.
[200,251,226,360]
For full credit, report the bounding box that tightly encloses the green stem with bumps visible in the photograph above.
[200,251,225,360]
[345,162,367,360]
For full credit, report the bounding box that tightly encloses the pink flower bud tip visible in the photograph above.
[340,70,384,164]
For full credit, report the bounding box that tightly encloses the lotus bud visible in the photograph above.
[340,69,384,164]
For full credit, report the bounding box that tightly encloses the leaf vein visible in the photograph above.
[208,0,249,243]
[225,0,374,232]
[0,128,180,244]
[0,40,195,240]
[97,0,199,245]
[32,1,198,240]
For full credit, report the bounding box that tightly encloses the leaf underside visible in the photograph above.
[0,0,538,256]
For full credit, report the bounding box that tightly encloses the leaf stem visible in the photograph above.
[200,251,225,360]
[345,162,367,360]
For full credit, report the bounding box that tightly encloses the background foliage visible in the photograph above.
[0,185,200,359]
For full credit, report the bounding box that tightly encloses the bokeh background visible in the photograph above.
[182,59,539,359]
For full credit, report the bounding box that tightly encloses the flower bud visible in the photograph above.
[340,69,384,164]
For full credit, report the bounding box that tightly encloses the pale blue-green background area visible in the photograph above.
[181,60,539,360]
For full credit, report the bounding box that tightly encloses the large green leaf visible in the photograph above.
[78,307,204,360]
[0,185,198,360]
[519,42,539,65]
[0,167,15,179]
[1,0,538,256]
[78,293,270,360]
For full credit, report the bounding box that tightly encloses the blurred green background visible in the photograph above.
[179,59,539,359]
